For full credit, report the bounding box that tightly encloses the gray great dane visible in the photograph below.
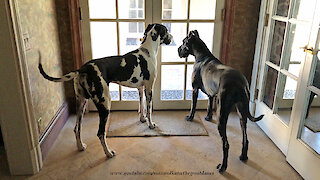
[178,30,264,173]
[39,24,172,158]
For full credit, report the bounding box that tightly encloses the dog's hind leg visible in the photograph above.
[205,96,214,121]
[95,100,115,158]
[216,92,233,173]
[73,77,88,151]
[74,96,88,151]
[236,103,249,161]
[93,81,115,158]
[138,87,146,123]
[186,88,199,121]
[145,86,156,129]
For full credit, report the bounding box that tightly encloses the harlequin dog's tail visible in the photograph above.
[38,51,78,82]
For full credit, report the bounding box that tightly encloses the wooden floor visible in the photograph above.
[0,110,302,180]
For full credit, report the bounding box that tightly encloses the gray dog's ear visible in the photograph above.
[192,30,199,38]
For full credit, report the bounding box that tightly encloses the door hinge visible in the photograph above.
[254,89,259,100]
[79,7,82,21]
[221,8,226,21]
[264,13,269,26]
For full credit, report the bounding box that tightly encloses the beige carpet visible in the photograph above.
[106,111,208,137]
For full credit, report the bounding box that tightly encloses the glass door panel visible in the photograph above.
[161,23,187,62]
[263,66,278,109]
[275,75,297,125]
[275,0,290,17]
[161,65,185,100]
[162,0,188,20]
[88,0,116,19]
[188,23,214,62]
[90,22,118,58]
[269,21,286,66]
[284,23,311,76]
[186,65,208,100]
[301,90,320,155]
[154,0,221,109]
[189,0,216,19]
[82,0,223,109]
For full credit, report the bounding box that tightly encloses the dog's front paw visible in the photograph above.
[204,115,212,121]
[106,150,116,158]
[77,143,87,151]
[239,155,248,162]
[148,122,156,129]
[185,115,194,121]
[140,116,147,123]
[216,163,227,173]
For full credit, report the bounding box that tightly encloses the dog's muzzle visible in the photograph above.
[164,34,173,45]
[178,45,189,58]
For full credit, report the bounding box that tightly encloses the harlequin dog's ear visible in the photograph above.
[151,24,166,41]
[144,24,154,35]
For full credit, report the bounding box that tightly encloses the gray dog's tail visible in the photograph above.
[239,87,264,122]
[38,51,78,82]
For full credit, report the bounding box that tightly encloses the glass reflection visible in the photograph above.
[270,21,286,66]
[263,66,278,109]
[301,90,320,155]
[276,0,290,17]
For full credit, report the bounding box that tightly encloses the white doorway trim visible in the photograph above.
[0,0,42,175]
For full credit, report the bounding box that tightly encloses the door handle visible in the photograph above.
[300,45,318,55]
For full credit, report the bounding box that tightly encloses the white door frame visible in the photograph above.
[252,0,293,154]
[286,0,320,178]
[0,0,42,175]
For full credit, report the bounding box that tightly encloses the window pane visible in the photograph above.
[300,90,320,155]
[89,0,116,19]
[190,0,216,19]
[161,65,185,100]
[186,65,208,100]
[276,75,297,125]
[90,22,117,59]
[162,23,187,62]
[119,22,145,55]
[122,86,139,101]
[284,23,312,77]
[188,23,214,62]
[269,21,286,66]
[119,0,145,19]
[311,57,320,88]
[292,0,316,21]
[263,66,278,109]
[109,83,120,101]
[276,0,290,17]
[162,0,188,19]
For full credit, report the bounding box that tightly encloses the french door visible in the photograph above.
[80,0,224,110]
[252,0,320,179]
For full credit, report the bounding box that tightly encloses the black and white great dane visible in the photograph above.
[39,24,172,158]
[178,30,264,173]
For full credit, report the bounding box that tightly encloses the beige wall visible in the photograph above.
[16,0,73,136]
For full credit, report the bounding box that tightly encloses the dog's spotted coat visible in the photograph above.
[39,24,172,158]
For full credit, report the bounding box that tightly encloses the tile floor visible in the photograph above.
[0,110,302,180]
